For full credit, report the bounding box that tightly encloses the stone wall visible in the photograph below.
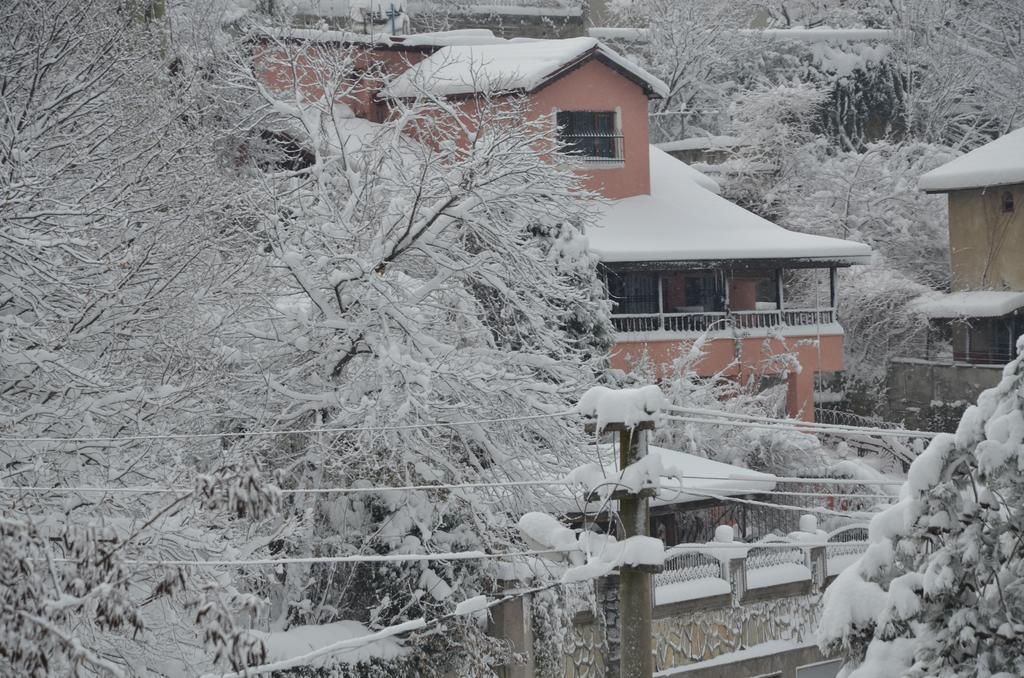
[651,593,822,670]
[557,548,836,677]
[886,358,1003,430]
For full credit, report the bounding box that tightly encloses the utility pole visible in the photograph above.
[616,422,656,678]
[586,417,658,678]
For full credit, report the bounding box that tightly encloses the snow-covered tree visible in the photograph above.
[893,0,1024,146]
[601,0,763,142]
[819,335,1024,677]
[201,32,612,674]
[0,2,299,674]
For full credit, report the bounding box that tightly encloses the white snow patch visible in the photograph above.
[745,563,811,589]
[587,146,873,264]
[655,135,744,153]
[655,577,730,605]
[918,127,1024,191]
[252,620,409,667]
[563,535,665,582]
[653,640,811,675]
[910,290,1024,319]
[517,511,581,561]
[560,444,776,508]
[575,384,666,430]
[454,595,489,616]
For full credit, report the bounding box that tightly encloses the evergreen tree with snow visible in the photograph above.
[819,336,1024,677]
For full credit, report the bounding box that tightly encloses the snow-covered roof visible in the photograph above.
[587,146,873,265]
[382,37,669,99]
[655,135,745,153]
[918,127,1024,192]
[645,446,777,507]
[262,27,500,48]
[588,26,895,43]
[910,290,1024,319]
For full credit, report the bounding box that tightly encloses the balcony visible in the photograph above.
[611,308,837,335]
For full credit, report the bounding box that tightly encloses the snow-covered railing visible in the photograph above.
[654,550,722,588]
[744,539,811,589]
[663,312,728,333]
[610,308,834,335]
[781,308,835,326]
[825,524,868,576]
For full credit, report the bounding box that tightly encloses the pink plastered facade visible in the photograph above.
[527,59,651,199]
[611,334,845,422]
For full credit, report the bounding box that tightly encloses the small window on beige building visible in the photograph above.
[1002,190,1015,213]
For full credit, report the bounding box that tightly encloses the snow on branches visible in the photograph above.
[819,336,1024,677]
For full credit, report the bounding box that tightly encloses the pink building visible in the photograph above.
[256,29,872,421]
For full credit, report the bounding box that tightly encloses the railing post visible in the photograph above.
[489,580,535,678]
[657,274,665,332]
[598,574,622,677]
[728,556,747,606]
[808,546,827,593]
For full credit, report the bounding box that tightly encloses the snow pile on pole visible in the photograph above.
[515,513,665,581]
[562,534,665,582]
[575,384,666,430]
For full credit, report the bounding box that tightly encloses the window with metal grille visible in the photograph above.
[556,110,623,161]
[607,272,658,314]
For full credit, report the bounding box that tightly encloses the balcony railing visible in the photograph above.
[610,308,836,335]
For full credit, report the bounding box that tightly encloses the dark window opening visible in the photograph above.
[606,272,658,314]
[1002,191,1015,213]
[556,110,623,161]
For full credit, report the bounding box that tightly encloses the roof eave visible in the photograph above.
[597,254,872,270]
[921,178,1024,194]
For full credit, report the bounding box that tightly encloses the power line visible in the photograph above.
[0,478,901,498]
[665,405,938,439]
[49,538,873,570]
[664,412,938,441]
[669,486,895,501]
[675,488,877,519]
[657,473,905,487]
[0,410,577,444]
[51,548,577,568]
[0,479,578,496]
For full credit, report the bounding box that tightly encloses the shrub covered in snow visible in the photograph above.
[819,336,1024,677]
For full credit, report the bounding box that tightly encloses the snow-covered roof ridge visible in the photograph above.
[910,290,1024,319]
[382,36,669,99]
[260,26,501,48]
[587,146,873,264]
[918,127,1024,192]
[588,26,896,43]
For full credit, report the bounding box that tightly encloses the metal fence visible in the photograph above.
[654,550,723,589]
[825,525,869,561]
[610,308,834,335]
[745,540,806,572]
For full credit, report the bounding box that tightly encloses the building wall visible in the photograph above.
[529,59,652,199]
[886,358,1004,431]
[610,334,845,421]
[948,183,1024,291]
[253,41,429,122]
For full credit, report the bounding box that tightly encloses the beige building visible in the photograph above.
[887,128,1024,429]
[917,128,1024,365]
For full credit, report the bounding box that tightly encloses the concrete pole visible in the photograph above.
[617,427,653,678]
